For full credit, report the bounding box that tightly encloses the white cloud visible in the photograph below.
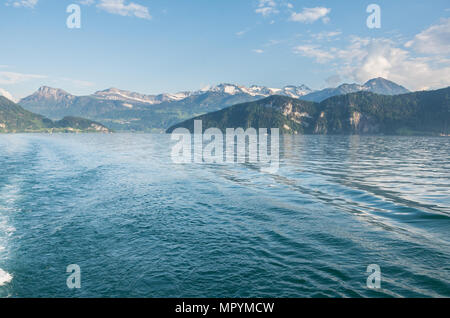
[0,88,16,102]
[97,0,151,19]
[253,49,264,54]
[290,7,331,24]
[404,18,450,55]
[293,45,334,63]
[6,0,38,8]
[295,33,450,90]
[337,37,450,90]
[255,0,278,17]
[0,71,46,85]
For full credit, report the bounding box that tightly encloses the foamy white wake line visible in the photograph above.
[0,218,15,286]
[0,268,12,286]
[0,181,21,288]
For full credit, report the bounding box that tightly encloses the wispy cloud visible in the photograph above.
[405,18,450,55]
[96,0,151,19]
[290,7,331,24]
[255,0,278,17]
[253,49,264,54]
[236,28,250,37]
[311,31,342,41]
[78,0,95,5]
[0,71,46,85]
[6,0,38,8]
[293,45,334,63]
[265,39,284,47]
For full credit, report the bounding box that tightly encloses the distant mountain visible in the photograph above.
[92,87,192,105]
[0,96,111,133]
[363,78,410,95]
[167,87,449,136]
[28,86,74,101]
[19,83,312,131]
[20,86,76,111]
[198,83,313,99]
[19,86,132,120]
[19,78,410,131]
[301,78,410,102]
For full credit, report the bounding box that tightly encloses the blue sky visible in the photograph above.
[0,0,449,99]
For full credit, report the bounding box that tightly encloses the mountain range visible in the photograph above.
[301,78,409,102]
[167,87,449,136]
[0,96,111,133]
[17,78,409,131]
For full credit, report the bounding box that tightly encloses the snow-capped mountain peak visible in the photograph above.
[93,87,156,104]
[21,83,314,108]
[20,78,408,110]
[196,83,313,98]
[93,88,192,105]
[89,83,315,106]
[204,83,245,95]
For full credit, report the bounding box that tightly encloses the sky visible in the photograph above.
[0,0,449,99]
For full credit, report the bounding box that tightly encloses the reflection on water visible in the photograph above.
[0,134,448,297]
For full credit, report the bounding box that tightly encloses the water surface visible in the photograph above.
[0,134,449,297]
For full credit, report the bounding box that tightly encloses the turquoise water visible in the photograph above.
[0,134,449,297]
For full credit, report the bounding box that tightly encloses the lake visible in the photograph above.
[0,134,449,297]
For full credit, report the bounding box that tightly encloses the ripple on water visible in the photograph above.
[0,134,449,297]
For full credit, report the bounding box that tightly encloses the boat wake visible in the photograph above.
[0,268,12,286]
